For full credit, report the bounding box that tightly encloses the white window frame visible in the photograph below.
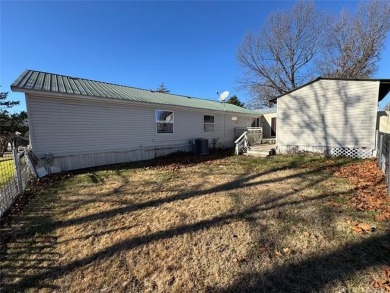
[155,109,174,134]
[204,114,215,132]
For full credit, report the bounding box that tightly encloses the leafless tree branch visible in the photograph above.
[238,0,390,108]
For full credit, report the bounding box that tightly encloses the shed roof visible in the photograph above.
[11,70,257,115]
[270,77,390,103]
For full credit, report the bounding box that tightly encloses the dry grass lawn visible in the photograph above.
[0,152,389,292]
[0,159,15,186]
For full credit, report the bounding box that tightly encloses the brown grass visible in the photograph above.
[0,153,389,292]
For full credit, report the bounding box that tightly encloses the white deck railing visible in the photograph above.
[234,131,248,155]
[234,127,263,155]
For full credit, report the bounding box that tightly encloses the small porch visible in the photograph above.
[234,127,276,157]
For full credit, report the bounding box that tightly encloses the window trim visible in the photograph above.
[203,114,215,132]
[155,109,174,134]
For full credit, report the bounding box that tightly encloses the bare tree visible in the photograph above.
[238,1,326,108]
[320,1,390,78]
[238,0,390,108]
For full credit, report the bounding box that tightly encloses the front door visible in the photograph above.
[271,117,276,137]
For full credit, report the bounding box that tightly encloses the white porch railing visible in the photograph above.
[234,127,263,155]
[234,131,248,155]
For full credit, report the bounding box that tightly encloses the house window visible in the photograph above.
[231,116,238,124]
[204,115,215,132]
[251,118,260,127]
[156,110,174,133]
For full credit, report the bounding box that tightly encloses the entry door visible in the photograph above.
[271,117,276,137]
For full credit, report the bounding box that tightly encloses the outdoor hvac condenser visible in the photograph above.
[193,138,209,155]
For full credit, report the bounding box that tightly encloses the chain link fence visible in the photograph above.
[376,132,390,194]
[0,149,33,219]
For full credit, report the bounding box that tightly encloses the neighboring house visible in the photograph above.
[11,70,262,171]
[254,108,277,139]
[271,77,390,158]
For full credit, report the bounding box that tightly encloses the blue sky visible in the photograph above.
[1,1,390,113]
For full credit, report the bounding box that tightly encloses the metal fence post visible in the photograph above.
[378,134,383,169]
[376,130,379,160]
[388,143,390,195]
[12,148,23,194]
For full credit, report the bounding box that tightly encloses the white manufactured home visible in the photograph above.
[11,70,263,171]
[272,77,390,158]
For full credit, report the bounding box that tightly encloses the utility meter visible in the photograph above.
[45,153,54,165]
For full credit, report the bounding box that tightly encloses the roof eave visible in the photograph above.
[10,85,25,93]
[15,88,259,116]
[269,77,322,103]
[270,77,390,103]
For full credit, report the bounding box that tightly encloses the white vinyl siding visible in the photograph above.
[26,95,258,167]
[277,79,380,151]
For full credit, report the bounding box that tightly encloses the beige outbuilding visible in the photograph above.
[272,77,390,158]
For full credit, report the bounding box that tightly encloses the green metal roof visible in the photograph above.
[11,70,258,115]
[253,108,277,115]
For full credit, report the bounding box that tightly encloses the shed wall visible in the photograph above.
[377,111,390,134]
[262,113,277,138]
[27,94,257,170]
[277,79,379,155]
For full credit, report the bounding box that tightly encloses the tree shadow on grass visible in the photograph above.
[212,231,390,292]
[0,155,358,291]
[8,157,348,242]
[1,188,343,291]
[0,149,234,228]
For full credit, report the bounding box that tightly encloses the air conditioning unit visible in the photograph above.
[193,138,209,155]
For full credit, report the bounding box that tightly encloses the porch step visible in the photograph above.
[261,138,276,144]
[244,150,271,157]
[244,144,277,157]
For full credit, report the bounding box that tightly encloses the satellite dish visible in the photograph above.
[219,91,229,102]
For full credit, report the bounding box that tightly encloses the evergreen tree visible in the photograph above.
[226,95,245,107]
[0,92,28,155]
[156,83,170,93]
